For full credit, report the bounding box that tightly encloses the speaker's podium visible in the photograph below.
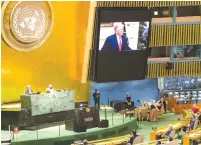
[65,107,100,132]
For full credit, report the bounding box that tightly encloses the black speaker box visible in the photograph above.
[74,124,86,132]
[98,120,109,128]
[65,120,75,131]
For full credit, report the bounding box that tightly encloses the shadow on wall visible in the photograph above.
[90,79,159,106]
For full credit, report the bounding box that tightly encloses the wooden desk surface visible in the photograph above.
[183,128,201,145]
[87,134,130,145]
[167,100,201,114]
[136,139,167,145]
[150,120,187,141]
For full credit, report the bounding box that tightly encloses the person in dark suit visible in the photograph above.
[157,124,173,139]
[101,24,132,52]
[182,115,196,132]
[125,93,133,110]
[93,89,101,109]
[128,131,138,144]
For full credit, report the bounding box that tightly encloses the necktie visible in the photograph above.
[119,36,122,51]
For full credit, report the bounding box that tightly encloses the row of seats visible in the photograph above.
[178,94,201,98]
[168,90,201,96]
[168,91,201,99]
[178,98,201,104]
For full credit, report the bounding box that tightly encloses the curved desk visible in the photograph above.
[135,139,167,145]
[72,134,130,145]
[183,128,201,145]
[150,120,187,141]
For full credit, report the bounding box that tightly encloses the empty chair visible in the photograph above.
[180,95,185,98]
[168,92,173,97]
[174,92,179,95]
[178,99,184,104]
[186,91,191,95]
[180,92,185,95]
[192,94,198,98]
[198,91,201,94]
[198,94,201,98]
[192,91,197,95]
[168,92,173,95]
[197,98,201,103]
[191,98,197,104]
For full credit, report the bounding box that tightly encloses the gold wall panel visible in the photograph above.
[1,2,91,103]
[97,1,201,7]
[147,61,201,78]
[149,24,201,47]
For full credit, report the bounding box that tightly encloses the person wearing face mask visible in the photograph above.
[46,84,54,93]
[101,23,132,52]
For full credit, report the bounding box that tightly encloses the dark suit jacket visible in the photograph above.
[101,34,132,52]
[93,91,100,101]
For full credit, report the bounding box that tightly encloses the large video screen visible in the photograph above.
[91,8,152,82]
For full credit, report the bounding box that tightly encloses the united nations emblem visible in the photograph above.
[1,1,54,52]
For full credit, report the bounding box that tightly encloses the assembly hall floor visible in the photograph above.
[1,103,187,143]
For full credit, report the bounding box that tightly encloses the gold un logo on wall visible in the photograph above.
[1,1,54,52]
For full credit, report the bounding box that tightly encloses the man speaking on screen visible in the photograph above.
[101,23,132,52]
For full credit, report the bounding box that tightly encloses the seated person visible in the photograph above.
[174,95,179,103]
[186,94,191,103]
[193,139,201,145]
[150,103,156,110]
[168,136,173,141]
[46,84,54,93]
[156,98,163,110]
[158,124,173,139]
[182,115,196,132]
[126,93,132,109]
[156,141,162,145]
[192,104,199,113]
[198,109,201,123]
[166,136,174,144]
[83,139,88,145]
[127,131,138,144]
[25,85,33,95]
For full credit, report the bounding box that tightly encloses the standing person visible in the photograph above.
[93,89,101,109]
[126,93,133,110]
[163,95,167,114]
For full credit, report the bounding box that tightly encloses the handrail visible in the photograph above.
[148,59,201,64]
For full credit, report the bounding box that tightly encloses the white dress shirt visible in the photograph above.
[46,88,54,93]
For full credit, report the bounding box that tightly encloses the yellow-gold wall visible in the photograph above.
[1,2,91,103]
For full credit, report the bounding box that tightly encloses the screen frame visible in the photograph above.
[91,7,152,82]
